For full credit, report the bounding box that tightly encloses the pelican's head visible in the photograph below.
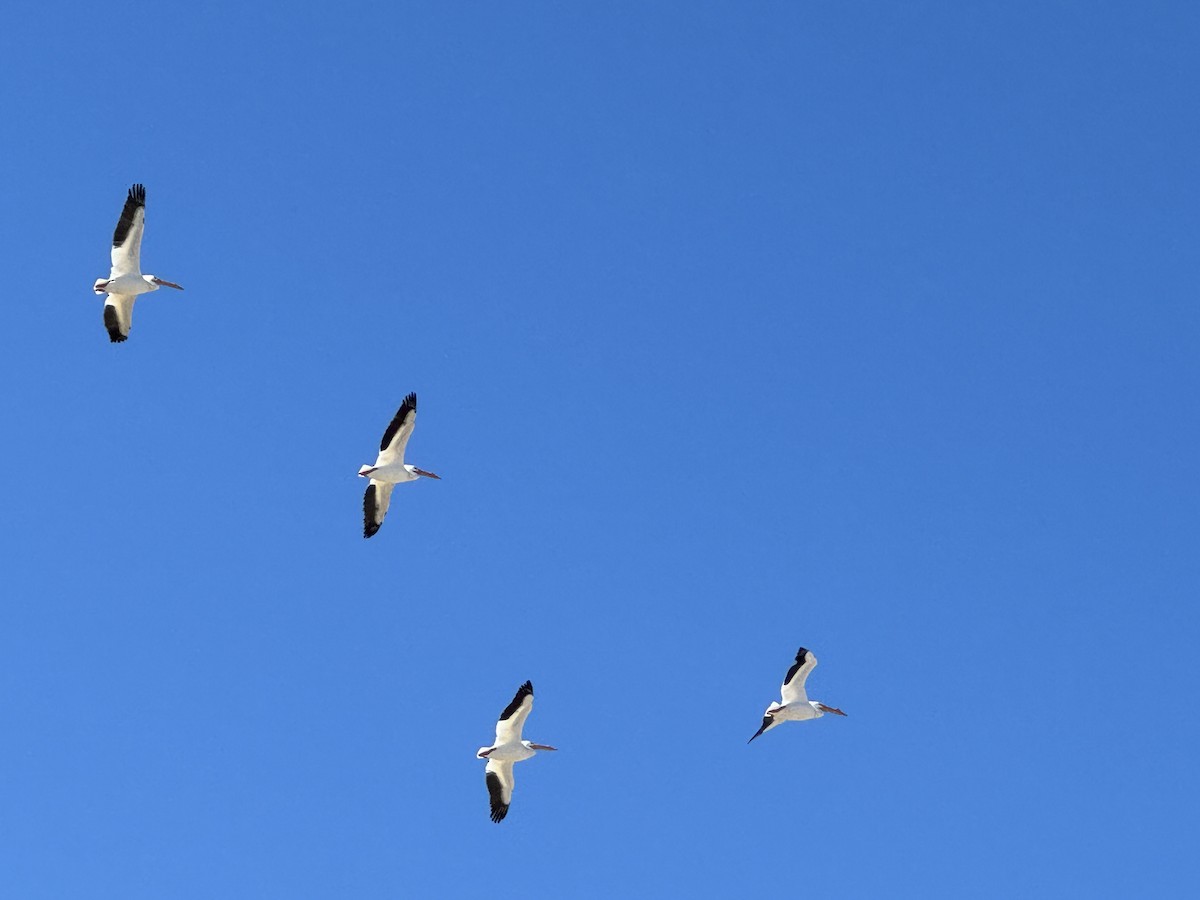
[93,279,110,295]
[358,465,377,478]
[404,464,441,480]
[477,746,494,759]
[522,741,558,753]
[143,274,184,291]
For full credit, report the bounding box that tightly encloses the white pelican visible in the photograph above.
[748,647,847,743]
[93,184,183,343]
[358,392,441,538]
[476,681,557,823]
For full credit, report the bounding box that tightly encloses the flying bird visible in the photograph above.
[358,392,441,537]
[476,681,557,823]
[93,184,184,342]
[748,647,847,743]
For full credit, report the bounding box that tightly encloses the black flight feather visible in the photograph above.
[103,304,126,343]
[112,184,145,248]
[486,771,509,823]
[783,647,810,686]
[747,715,775,743]
[380,392,417,453]
[363,483,381,538]
[498,681,533,721]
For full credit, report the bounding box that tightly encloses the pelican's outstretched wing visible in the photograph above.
[110,184,146,278]
[103,294,136,343]
[494,681,534,746]
[374,393,418,467]
[363,480,395,538]
[780,647,817,706]
[747,713,782,743]
[485,759,515,823]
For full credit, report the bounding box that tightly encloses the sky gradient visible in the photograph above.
[1,2,1198,897]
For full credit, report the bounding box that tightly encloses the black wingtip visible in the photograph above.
[113,185,146,248]
[103,305,126,343]
[498,681,534,721]
[486,771,509,823]
[783,648,812,686]
[747,715,773,744]
[363,483,380,538]
[379,392,419,453]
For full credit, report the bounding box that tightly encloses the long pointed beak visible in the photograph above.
[818,704,848,717]
[153,278,184,290]
[477,748,493,758]
[528,744,557,751]
[412,468,441,480]
[358,467,377,478]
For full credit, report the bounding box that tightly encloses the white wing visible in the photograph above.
[103,294,136,343]
[780,647,818,706]
[494,681,534,746]
[485,759,515,822]
[110,184,146,278]
[374,393,418,467]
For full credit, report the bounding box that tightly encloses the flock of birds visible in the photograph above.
[92,184,848,823]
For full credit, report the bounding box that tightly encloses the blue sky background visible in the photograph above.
[1,1,1197,896]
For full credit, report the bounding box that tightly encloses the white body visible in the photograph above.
[101,273,160,297]
[480,741,539,763]
[359,462,423,485]
[765,700,827,723]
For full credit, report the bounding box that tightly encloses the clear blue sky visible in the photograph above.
[1,2,1197,896]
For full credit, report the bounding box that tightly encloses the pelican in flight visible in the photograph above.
[93,184,183,342]
[477,681,557,823]
[358,392,441,538]
[748,647,847,743]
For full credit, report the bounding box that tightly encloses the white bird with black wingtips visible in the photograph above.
[93,184,184,343]
[358,392,441,538]
[748,647,847,743]
[477,681,557,823]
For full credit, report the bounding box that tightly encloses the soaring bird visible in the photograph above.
[358,392,441,538]
[748,647,847,743]
[92,184,183,342]
[477,681,557,823]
